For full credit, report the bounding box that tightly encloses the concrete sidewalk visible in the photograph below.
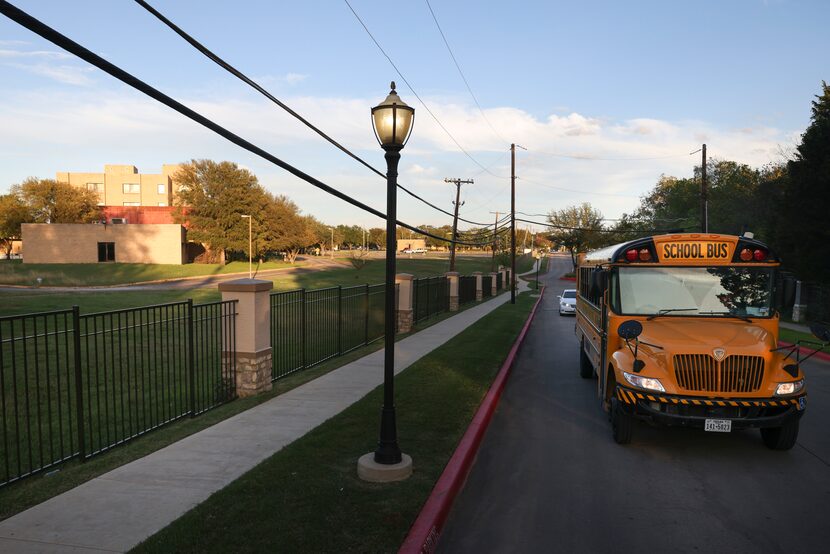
[0,282,528,553]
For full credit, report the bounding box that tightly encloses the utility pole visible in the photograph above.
[510,144,516,304]
[445,177,473,272]
[489,210,500,272]
[701,143,708,233]
[330,227,334,260]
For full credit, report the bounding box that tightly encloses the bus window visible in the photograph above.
[615,266,773,317]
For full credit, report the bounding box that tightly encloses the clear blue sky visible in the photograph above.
[1,0,827,231]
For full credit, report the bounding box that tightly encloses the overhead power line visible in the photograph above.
[514,217,691,235]
[424,0,508,145]
[342,0,508,180]
[0,1,497,247]
[526,149,696,162]
[132,0,496,228]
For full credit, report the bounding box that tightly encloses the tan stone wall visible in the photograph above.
[22,223,186,264]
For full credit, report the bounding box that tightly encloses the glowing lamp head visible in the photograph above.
[371,81,415,149]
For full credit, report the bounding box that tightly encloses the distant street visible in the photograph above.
[438,254,830,553]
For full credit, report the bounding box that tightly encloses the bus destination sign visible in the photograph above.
[659,241,731,262]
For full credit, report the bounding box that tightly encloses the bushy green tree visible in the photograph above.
[10,178,100,224]
[547,203,605,270]
[776,81,830,282]
[0,193,28,257]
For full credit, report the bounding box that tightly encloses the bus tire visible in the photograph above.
[761,416,799,450]
[611,397,633,444]
[579,340,593,379]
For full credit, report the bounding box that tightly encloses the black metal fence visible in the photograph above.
[459,276,477,306]
[270,284,388,380]
[0,299,237,488]
[482,275,493,299]
[413,276,449,323]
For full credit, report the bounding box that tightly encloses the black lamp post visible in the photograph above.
[534,251,542,290]
[371,82,414,464]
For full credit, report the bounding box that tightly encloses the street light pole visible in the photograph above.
[240,214,252,278]
[510,143,516,304]
[358,81,415,481]
[330,227,334,260]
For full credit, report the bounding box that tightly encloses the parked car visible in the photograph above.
[558,289,577,316]
[401,248,426,254]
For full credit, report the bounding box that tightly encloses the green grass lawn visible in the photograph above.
[0,255,529,317]
[0,259,296,287]
[779,327,829,351]
[133,290,537,554]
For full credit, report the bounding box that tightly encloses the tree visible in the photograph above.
[260,196,316,263]
[367,227,385,249]
[0,193,28,257]
[547,203,605,270]
[10,178,100,224]
[776,81,830,282]
[173,160,271,263]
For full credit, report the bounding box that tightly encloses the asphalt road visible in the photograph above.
[438,254,830,553]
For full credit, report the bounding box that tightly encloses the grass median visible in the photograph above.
[133,290,537,553]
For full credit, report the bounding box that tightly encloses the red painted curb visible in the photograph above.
[778,341,830,363]
[399,287,546,554]
[559,276,576,281]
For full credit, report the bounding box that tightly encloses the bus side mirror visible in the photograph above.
[776,274,796,311]
[590,268,608,297]
[618,320,645,372]
[617,320,643,340]
[811,324,830,343]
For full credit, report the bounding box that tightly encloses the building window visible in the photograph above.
[157,184,166,194]
[157,202,167,207]
[86,182,103,193]
[122,183,140,194]
[123,202,140,207]
[97,242,115,262]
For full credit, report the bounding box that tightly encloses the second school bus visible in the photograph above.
[575,232,812,449]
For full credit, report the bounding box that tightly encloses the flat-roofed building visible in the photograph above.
[56,164,182,209]
[22,223,186,264]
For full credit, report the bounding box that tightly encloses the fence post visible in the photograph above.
[337,285,343,355]
[445,272,460,311]
[792,280,805,323]
[501,269,508,290]
[301,289,307,369]
[188,299,196,416]
[218,279,274,398]
[395,273,414,333]
[473,271,483,301]
[72,305,86,462]
[364,283,370,346]
[490,272,499,297]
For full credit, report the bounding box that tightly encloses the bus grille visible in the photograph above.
[673,354,764,393]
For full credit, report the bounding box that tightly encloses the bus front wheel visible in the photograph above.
[579,340,593,379]
[761,416,799,450]
[610,397,633,444]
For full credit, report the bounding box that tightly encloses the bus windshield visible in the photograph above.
[614,266,773,318]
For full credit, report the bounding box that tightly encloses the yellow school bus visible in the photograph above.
[575,233,810,449]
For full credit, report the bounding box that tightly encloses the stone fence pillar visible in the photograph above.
[473,271,483,301]
[218,279,273,398]
[501,269,508,290]
[396,273,414,333]
[490,272,499,297]
[792,280,805,323]
[445,271,459,311]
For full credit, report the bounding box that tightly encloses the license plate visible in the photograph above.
[704,419,732,433]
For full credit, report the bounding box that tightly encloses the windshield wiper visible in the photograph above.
[698,311,752,323]
[646,308,698,321]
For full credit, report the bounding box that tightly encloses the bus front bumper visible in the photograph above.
[615,386,806,430]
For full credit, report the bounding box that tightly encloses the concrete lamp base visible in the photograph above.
[357,452,413,483]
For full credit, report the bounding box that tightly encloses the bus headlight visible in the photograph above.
[775,380,804,396]
[623,371,665,392]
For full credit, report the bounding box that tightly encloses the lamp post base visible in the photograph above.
[357,452,413,483]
